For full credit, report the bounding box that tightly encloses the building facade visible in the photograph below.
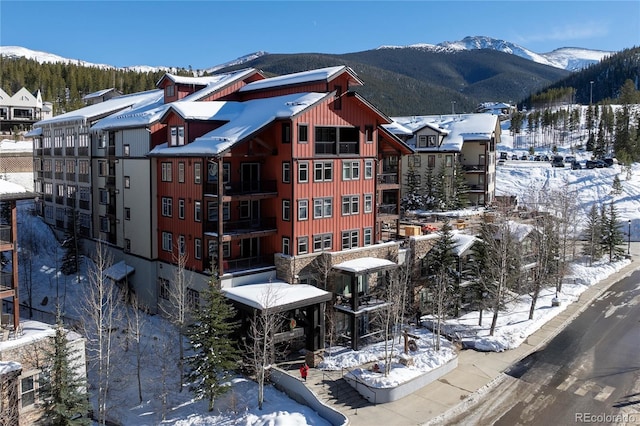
[0,87,52,133]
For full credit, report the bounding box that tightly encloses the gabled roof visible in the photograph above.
[155,68,261,90]
[34,90,163,127]
[223,282,331,312]
[83,88,120,100]
[388,113,499,152]
[180,68,264,102]
[239,66,363,93]
[148,92,329,157]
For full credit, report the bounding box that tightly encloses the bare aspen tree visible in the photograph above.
[80,241,122,425]
[125,293,147,404]
[311,253,335,353]
[247,285,284,410]
[527,214,558,319]
[379,260,410,376]
[159,249,192,392]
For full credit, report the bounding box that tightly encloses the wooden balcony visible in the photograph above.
[204,180,277,200]
[205,217,277,240]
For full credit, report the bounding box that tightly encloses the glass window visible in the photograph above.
[313,198,332,219]
[298,199,308,221]
[342,161,360,180]
[194,201,201,222]
[314,161,333,182]
[282,162,290,183]
[364,160,373,179]
[282,237,290,255]
[364,228,372,246]
[195,238,202,259]
[364,194,373,213]
[162,197,172,217]
[298,236,308,255]
[162,232,172,251]
[298,162,309,183]
[194,163,201,184]
[178,163,185,183]
[282,199,290,221]
[282,122,291,144]
[178,199,185,219]
[298,124,308,143]
[161,162,172,182]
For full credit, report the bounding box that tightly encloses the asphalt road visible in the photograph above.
[446,270,640,426]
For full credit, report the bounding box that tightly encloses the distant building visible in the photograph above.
[82,88,123,106]
[0,87,53,132]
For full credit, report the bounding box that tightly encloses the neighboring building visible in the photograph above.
[0,88,52,132]
[83,88,123,106]
[388,114,500,207]
[0,180,87,425]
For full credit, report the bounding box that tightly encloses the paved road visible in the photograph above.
[444,270,640,425]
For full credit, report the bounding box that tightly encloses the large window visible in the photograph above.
[314,126,359,155]
[313,198,332,219]
[417,134,437,148]
[170,126,185,146]
[342,161,360,180]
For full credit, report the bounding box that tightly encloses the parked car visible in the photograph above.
[571,160,582,170]
[565,155,576,163]
[497,159,506,166]
[534,155,542,161]
[520,154,528,160]
[511,154,519,160]
[499,152,508,160]
[542,155,550,161]
[603,158,615,167]
[586,159,606,169]
[551,156,565,167]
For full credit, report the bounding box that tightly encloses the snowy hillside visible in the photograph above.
[378,35,613,71]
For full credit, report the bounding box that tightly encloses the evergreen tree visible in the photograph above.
[594,120,606,159]
[433,166,448,211]
[582,204,602,264]
[401,162,423,212]
[612,174,623,195]
[600,202,626,262]
[60,211,82,276]
[41,307,90,425]
[422,166,437,211]
[452,160,469,209]
[185,271,239,411]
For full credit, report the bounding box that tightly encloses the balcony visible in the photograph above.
[55,196,64,205]
[206,217,277,238]
[204,180,277,199]
[466,184,485,192]
[463,164,486,173]
[206,254,274,274]
[77,147,89,156]
[0,271,12,291]
[66,147,75,156]
[377,173,399,186]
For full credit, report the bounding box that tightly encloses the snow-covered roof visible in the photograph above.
[24,127,42,137]
[223,282,331,311]
[452,232,479,256]
[104,260,135,282]
[148,92,328,157]
[83,88,117,100]
[239,66,361,92]
[157,71,256,87]
[333,257,396,274]
[388,113,498,151]
[0,361,22,375]
[0,179,35,201]
[179,68,261,102]
[34,90,163,126]
[91,97,169,131]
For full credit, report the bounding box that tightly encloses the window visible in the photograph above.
[314,161,333,182]
[298,162,309,183]
[99,189,109,205]
[162,232,173,252]
[161,162,172,182]
[222,241,231,258]
[364,194,373,213]
[194,163,201,184]
[125,239,131,253]
[446,155,453,167]
[341,230,359,250]
[124,207,131,220]
[298,236,308,255]
[342,195,359,215]
[178,163,185,183]
[79,160,89,175]
[165,84,175,97]
[365,125,374,143]
[342,161,360,180]
[239,200,250,218]
[195,238,202,260]
[98,133,107,149]
[124,144,130,156]
[98,160,108,176]
[417,135,437,148]
[313,233,332,252]
[315,127,336,155]
[124,176,130,188]
[100,216,110,233]
[170,126,185,146]
[208,201,230,221]
[334,85,342,110]
[178,199,185,219]
[178,235,186,255]
[298,199,308,221]
[282,199,290,221]
[159,278,170,300]
[281,122,291,144]
[194,201,201,222]
[410,155,421,167]
[364,228,373,246]
[161,197,173,217]
[428,155,436,168]
[282,162,290,183]
[313,198,332,219]
[282,237,290,255]
[187,288,200,310]
[66,160,75,173]
[364,160,373,179]
[298,124,308,143]
[21,375,36,408]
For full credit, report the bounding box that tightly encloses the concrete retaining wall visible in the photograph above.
[270,367,349,426]
[343,356,459,404]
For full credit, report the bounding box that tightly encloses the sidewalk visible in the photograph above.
[303,243,640,426]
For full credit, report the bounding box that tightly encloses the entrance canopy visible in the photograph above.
[223,282,332,313]
[333,257,396,275]
[104,260,135,282]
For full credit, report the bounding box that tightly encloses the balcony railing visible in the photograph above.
[463,164,485,172]
[208,254,274,274]
[205,217,277,235]
[66,147,75,156]
[77,147,89,156]
[377,173,399,185]
[0,271,12,290]
[378,204,398,215]
[204,180,277,197]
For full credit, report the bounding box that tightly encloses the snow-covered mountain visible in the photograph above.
[1,36,614,74]
[378,36,613,71]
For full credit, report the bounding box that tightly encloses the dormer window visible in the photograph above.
[165,84,175,97]
[170,126,185,146]
[417,135,437,148]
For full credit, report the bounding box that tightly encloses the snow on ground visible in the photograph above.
[2,109,640,425]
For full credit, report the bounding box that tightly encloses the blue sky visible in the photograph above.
[2,1,638,70]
